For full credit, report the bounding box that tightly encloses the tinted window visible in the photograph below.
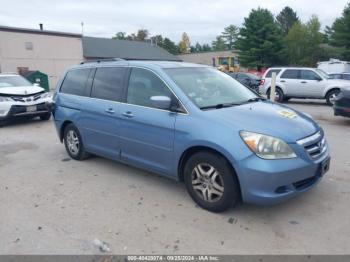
[280,69,300,79]
[301,70,321,80]
[91,67,126,102]
[127,68,173,108]
[330,74,342,79]
[265,69,281,78]
[60,69,91,96]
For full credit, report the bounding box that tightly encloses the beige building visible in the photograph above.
[0,26,83,89]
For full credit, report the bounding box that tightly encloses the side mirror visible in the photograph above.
[150,96,171,110]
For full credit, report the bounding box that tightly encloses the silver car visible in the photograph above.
[259,67,350,105]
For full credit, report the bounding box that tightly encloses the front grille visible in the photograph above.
[9,92,44,103]
[297,131,327,159]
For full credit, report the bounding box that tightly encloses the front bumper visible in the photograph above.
[235,133,330,205]
[334,90,350,118]
[0,102,53,121]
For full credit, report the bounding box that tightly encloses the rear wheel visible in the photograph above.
[326,89,340,106]
[63,124,90,160]
[183,151,240,213]
[267,87,284,103]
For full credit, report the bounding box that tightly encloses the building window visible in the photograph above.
[25,42,33,50]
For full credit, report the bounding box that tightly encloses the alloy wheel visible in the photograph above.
[66,130,79,155]
[191,163,224,202]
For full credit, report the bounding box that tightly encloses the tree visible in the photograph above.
[276,6,299,35]
[162,37,180,55]
[235,8,284,69]
[284,16,323,66]
[112,32,127,40]
[135,29,149,41]
[330,3,350,59]
[212,36,226,51]
[221,25,239,50]
[179,32,191,54]
[201,44,212,52]
[150,35,164,46]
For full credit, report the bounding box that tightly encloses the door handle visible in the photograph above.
[301,81,307,84]
[122,111,134,118]
[105,108,115,114]
[280,80,286,82]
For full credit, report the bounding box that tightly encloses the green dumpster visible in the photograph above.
[23,70,49,91]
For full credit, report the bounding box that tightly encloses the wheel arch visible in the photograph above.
[177,146,241,195]
[324,87,340,98]
[59,120,73,142]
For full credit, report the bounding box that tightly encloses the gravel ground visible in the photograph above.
[0,99,349,255]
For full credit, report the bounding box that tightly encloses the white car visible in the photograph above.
[259,67,350,105]
[0,74,53,126]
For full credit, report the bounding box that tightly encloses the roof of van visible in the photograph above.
[74,60,209,69]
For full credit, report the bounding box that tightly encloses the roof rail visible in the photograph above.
[80,58,126,64]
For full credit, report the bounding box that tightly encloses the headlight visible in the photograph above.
[41,92,52,99]
[240,131,296,159]
[0,96,12,102]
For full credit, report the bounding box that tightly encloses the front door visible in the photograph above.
[299,70,325,98]
[119,67,177,175]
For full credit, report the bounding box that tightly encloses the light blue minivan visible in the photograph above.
[53,59,330,212]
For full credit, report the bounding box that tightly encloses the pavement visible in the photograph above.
[0,100,349,255]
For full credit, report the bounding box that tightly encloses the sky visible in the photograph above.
[0,0,348,44]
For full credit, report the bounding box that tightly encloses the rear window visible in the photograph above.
[265,69,281,78]
[91,67,126,102]
[280,69,300,79]
[60,69,91,96]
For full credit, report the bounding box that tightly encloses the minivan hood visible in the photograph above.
[0,86,44,96]
[206,101,319,143]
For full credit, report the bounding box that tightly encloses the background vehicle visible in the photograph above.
[0,74,52,126]
[317,59,350,74]
[53,60,329,212]
[334,87,350,118]
[329,73,350,80]
[259,67,350,105]
[227,72,261,92]
[215,56,239,73]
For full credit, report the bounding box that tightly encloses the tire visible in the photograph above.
[326,89,340,106]
[183,151,240,213]
[267,87,284,103]
[63,123,90,160]
[40,113,51,121]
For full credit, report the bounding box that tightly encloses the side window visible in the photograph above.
[301,70,321,80]
[280,69,300,79]
[60,69,91,96]
[91,67,126,102]
[127,68,173,108]
[344,74,350,80]
[265,69,281,78]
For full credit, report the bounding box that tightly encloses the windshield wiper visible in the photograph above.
[243,97,266,103]
[200,102,240,110]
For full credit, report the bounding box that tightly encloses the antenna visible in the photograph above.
[81,22,84,35]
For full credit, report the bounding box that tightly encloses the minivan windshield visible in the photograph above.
[0,76,32,88]
[164,67,258,109]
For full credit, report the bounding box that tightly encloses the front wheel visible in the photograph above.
[63,124,90,160]
[184,151,240,213]
[326,89,340,106]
